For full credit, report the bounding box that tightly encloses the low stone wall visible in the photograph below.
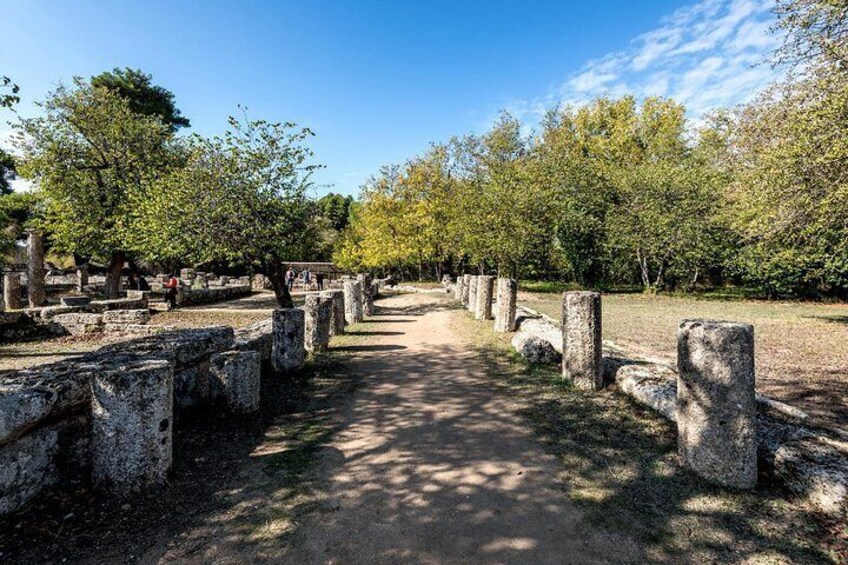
[177,284,252,307]
[0,321,276,516]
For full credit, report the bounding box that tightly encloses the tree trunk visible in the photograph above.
[687,267,700,292]
[267,261,294,308]
[104,251,125,299]
[637,249,650,290]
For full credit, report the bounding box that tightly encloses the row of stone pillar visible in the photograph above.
[453,278,757,491]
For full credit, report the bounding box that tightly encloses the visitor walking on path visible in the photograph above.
[286,267,295,292]
[316,271,324,290]
[302,269,311,290]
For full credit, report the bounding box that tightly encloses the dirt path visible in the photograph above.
[285,292,641,563]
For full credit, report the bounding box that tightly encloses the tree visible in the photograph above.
[134,113,320,307]
[1,75,20,109]
[15,78,174,297]
[91,68,190,132]
[0,149,15,195]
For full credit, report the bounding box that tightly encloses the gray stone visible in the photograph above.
[343,279,364,324]
[26,231,46,308]
[272,308,306,373]
[320,290,345,335]
[97,326,234,370]
[0,427,58,515]
[173,361,211,408]
[511,332,562,365]
[51,312,105,335]
[467,275,478,313]
[303,295,332,353]
[607,359,678,422]
[59,296,92,307]
[210,350,261,414]
[180,268,196,281]
[474,275,495,320]
[90,355,174,492]
[357,273,374,316]
[494,278,517,332]
[0,384,57,444]
[76,263,89,292]
[562,291,603,390]
[677,319,757,490]
[3,272,22,310]
[234,319,274,361]
[453,276,464,301]
[461,274,472,305]
[102,309,151,325]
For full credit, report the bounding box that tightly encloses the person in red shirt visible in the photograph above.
[164,273,180,310]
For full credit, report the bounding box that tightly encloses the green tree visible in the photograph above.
[1,75,20,109]
[91,68,190,131]
[15,78,174,297]
[134,114,320,307]
[0,149,15,195]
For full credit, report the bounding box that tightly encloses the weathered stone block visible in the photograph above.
[461,274,472,305]
[320,290,345,336]
[59,296,91,307]
[494,278,517,332]
[0,427,58,515]
[272,308,306,373]
[99,326,234,370]
[511,332,562,365]
[90,354,174,492]
[3,272,22,310]
[0,385,56,444]
[474,275,495,320]
[51,312,105,335]
[27,230,46,308]
[210,350,261,414]
[562,291,603,390]
[343,280,364,324]
[234,319,274,361]
[102,309,151,325]
[304,295,332,353]
[453,276,464,301]
[467,275,478,313]
[357,273,374,316]
[677,319,757,490]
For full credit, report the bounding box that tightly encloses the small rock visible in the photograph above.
[511,332,562,365]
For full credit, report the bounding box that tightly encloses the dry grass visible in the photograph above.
[455,309,848,563]
[519,292,848,428]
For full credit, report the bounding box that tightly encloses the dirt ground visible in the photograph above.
[1,292,844,563]
[519,291,848,429]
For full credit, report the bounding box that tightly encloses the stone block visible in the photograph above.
[343,279,363,324]
[461,274,472,305]
[51,312,105,335]
[474,275,495,320]
[99,326,235,370]
[494,278,517,332]
[303,295,332,353]
[0,384,57,444]
[234,319,274,361]
[467,275,478,312]
[272,308,306,373]
[677,319,757,490]
[320,290,345,336]
[210,350,261,414]
[102,309,151,325]
[3,272,22,310]
[90,354,174,492]
[59,296,91,307]
[357,273,374,316]
[562,291,603,390]
[173,361,211,408]
[453,276,464,301]
[511,332,562,365]
[0,427,58,515]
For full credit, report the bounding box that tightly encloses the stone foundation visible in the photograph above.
[343,279,364,324]
[210,350,261,414]
[304,295,332,353]
[321,290,346,335]
[272,308,306,373]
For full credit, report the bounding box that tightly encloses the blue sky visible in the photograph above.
[0,0,781,197]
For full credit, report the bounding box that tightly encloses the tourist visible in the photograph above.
[316,271,324,290]
[126,272,137,291]
[164,272,180,310]
[137,274,151,291]
[302,269,311,290]
[286,267,295,292]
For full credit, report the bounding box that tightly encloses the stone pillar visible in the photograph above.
[76,263,89,292]
[303,295,332,353]
[677,320,757,489]
[3,272,22,311]
[494,278,517,332]
[474,275,495,320]
[461,274,472,305]
[26,230,46,308]
[321,290,346,335]
[453,276,464,301]
[562,291,603,390]
[90,355,174,492]
[467,276,478,313]
[272,308,306,373]
[210,350,261,414]
[343,279,364,324]
[357,273,374,316]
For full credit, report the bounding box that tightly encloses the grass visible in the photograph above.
[518,290,848,428]
[150,309,271,329]
[454,310,848,563]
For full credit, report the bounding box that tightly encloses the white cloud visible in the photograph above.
[507,0,783,126]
